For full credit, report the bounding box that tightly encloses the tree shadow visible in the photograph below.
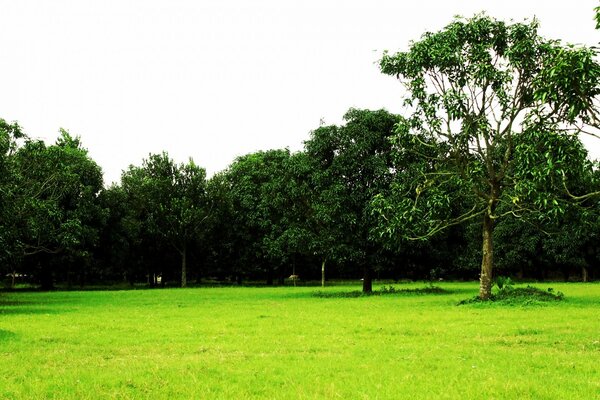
[0,329,17,342]
[0,299,68,315]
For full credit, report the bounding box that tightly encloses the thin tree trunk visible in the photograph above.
[181,245,187,288]
[479,212,494,299]
[321,259,326,288]
[582,266,588,283]
[362,266,372,293]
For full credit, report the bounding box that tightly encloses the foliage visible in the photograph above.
[7,130,104,288]
[0,119,25,269]
[121,153,209,287]
[495,276,514,291]
[3,11,600,287]
[224,149,310,283]
[304,108,401,292]
[375,14,600,298]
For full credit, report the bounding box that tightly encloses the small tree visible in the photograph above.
[375,15,600,298]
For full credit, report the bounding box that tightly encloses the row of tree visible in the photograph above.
[2,15,600,297]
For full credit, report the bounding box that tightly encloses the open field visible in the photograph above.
[1,282,599,399]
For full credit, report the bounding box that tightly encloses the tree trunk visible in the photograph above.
[321,259,326,288]
[362,266,372,293]
[479,212,494,299]
[181,245,187,288]
[266,265,273,286]
[582,266,588,283]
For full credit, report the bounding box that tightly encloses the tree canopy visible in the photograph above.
[375,14,600,298]
[2,13,600,290]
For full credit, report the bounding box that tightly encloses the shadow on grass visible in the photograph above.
[0,307,63,315]
[0,301,64,315]
[313,286,451,298]
[0,329,17,342]
[0,297,72,315]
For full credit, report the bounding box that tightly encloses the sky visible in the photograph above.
[1,0,598,185]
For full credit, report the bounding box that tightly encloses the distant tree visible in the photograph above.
[121,153,209,287]
[96,185,142,284]
[265,151,314,281]
[226,149,297,284]
[376,15,600,298]
[202,172,237,281]
[11,130,104,288]
[305,108,401,292]
[0,119,25,280]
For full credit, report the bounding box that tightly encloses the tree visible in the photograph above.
[375,15,600,298]
[96,184,142,284]
[121,153,209,287]
[202,172,237,282]
[226,149,295,284]
[261,151,314,282]
[305,109,401,292]
[0,119,25,278]
[10,130,104,288]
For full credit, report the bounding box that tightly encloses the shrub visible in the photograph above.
[458,285,565,306]
[495,276,514,292]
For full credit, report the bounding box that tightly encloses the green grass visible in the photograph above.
[1,282,599,399]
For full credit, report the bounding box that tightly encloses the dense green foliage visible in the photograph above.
[1,283,599,399]
[1,13,600,290]
[374,15,600,297]
[1,123,104,289]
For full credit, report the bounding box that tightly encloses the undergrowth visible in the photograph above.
[458,285,565,306]
[313,285,449,298]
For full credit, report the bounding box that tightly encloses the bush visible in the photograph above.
[495,276,514,291]
[313,285,449,298]
[458,285,564,306]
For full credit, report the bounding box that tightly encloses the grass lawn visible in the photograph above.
[1,281,599,399]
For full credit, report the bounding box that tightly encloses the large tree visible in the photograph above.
[375,15,600,298]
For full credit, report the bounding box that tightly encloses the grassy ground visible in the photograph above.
[1,281,599,399]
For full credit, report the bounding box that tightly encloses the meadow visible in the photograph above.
[1,282,599,399]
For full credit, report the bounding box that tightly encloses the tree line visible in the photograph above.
[2,15,600,295]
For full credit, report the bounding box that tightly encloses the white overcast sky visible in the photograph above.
[1,0,598,185]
